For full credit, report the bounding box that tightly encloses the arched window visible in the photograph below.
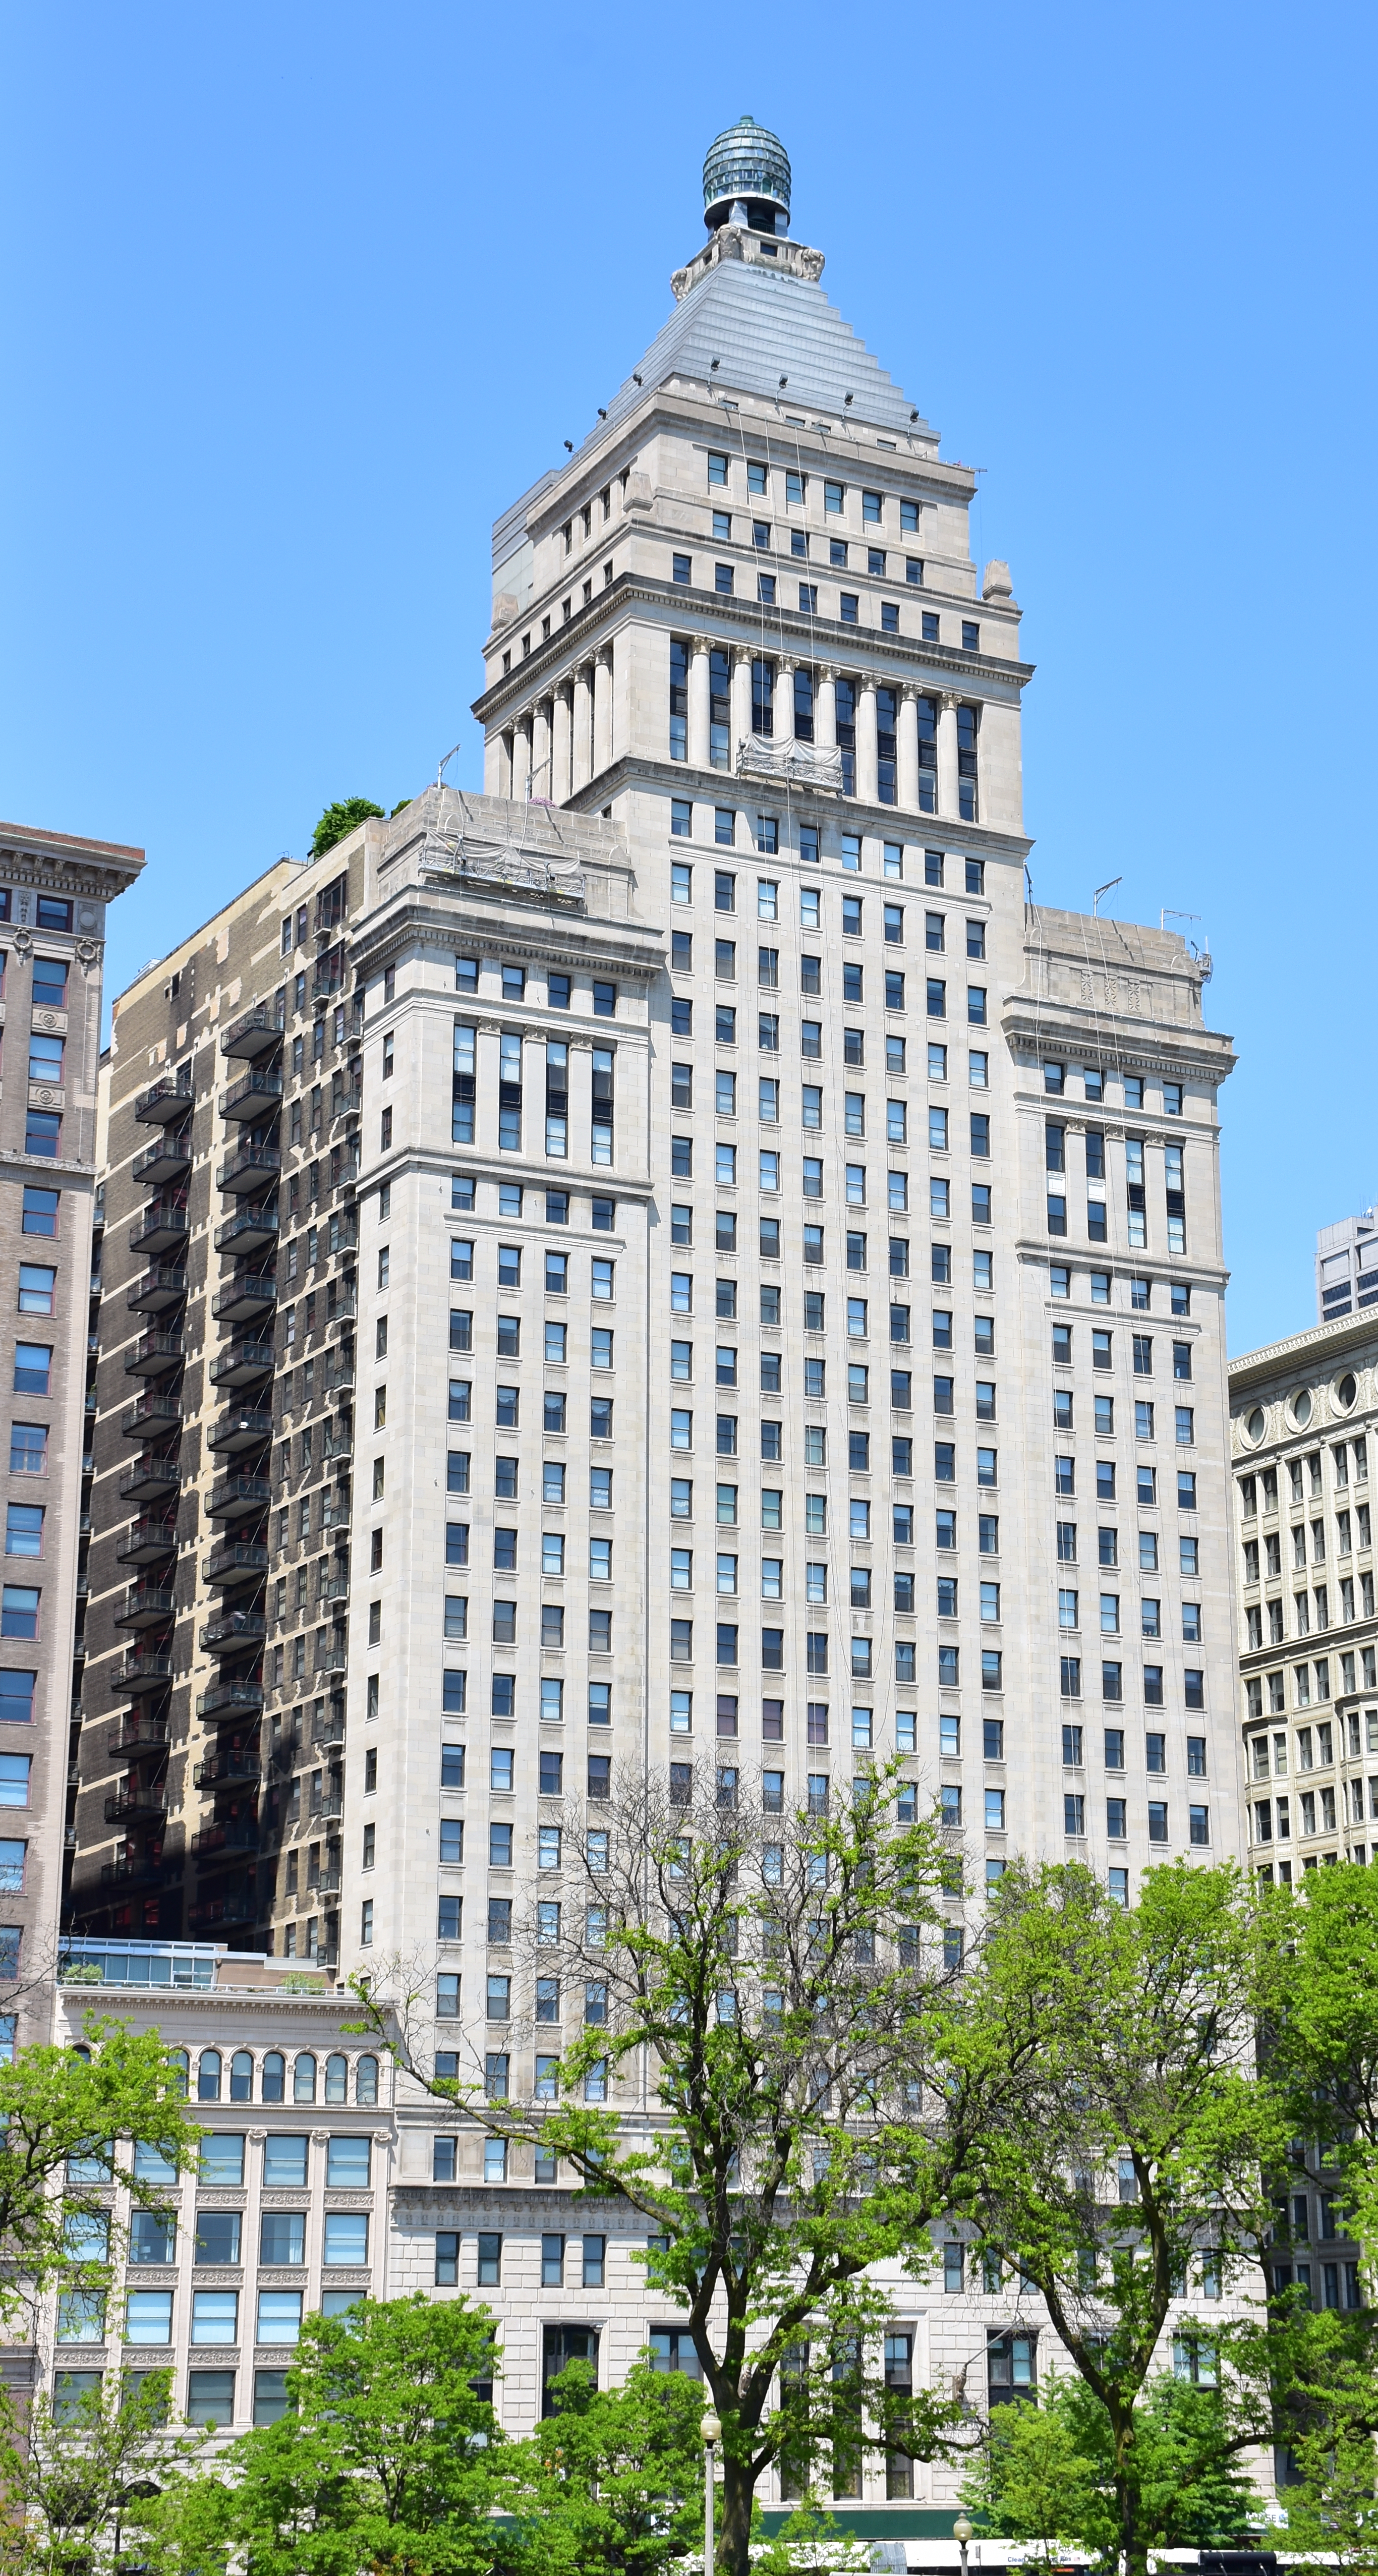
[356,2055,379,2105]
[293,2053,317,2104]
[261,2052,285,2103]
[166,2049,189,2099]
[230,2050,253,2102]
[197,2050,222,2102]
[324,2054,348,2103]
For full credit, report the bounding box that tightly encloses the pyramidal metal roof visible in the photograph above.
[596,251,925,445]
[493,248,931,569]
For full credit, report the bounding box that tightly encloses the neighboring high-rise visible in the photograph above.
[71,842,370,1952]
[0,821,143,2032]
[1315,1206,1378,1323]
[69,119,1248,2489]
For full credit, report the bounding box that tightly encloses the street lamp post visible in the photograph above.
[954,2511,974,2576]
[702,2412,721,2576]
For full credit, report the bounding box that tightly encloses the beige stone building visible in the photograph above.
[1230,1312,1378,1879]
[66,118,1253,2519]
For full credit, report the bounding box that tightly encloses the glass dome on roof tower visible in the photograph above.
[702,114,791,234]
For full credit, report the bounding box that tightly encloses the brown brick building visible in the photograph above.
[70,830,374,1953]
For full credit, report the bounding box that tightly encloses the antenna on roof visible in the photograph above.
[1093,876,1122,917]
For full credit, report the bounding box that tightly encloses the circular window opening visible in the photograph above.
[1245,1406,1266,1443]
[1337,1372,1358,1411]
[1291,1389,1312,1428]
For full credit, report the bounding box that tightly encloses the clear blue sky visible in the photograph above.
[2,2,1372,1354]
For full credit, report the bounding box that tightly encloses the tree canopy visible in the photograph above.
[309,799,383,857]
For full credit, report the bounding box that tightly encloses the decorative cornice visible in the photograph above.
[560,749,1035,860]
[1228,1308,1378,1395]
[349,894,664,986]
[472,572,1034,730]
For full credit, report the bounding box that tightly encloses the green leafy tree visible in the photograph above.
[505,2358,706,2576]
[348,1766,984,2576]
[964,2372,1259,2561]
[959,2379,1104,2561]
[1280,2339,1378,2576]
[0,2017,200,2324]
[1261,1867,1378,2274]
[0,2370,204,2576]
[948,1860,1284,2576]
[158,2296,516,2576]
[309,798,383,857]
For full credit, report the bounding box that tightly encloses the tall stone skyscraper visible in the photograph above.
[70,120,1245,2473]
[0,821,143,2028]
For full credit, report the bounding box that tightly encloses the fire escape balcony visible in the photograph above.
[206,1406,272,1457]
[112,1651,175,1696]
[129,1201,189,1259]
[119,1454,181,1502]
[217,1146,281,1196]
[191,1817,260,1857]
[120,1392,183,1441]
[207,1473,272,1523]
[193,1750,263,1790]
[127,1266,187,1315]
[219,1069,283,1121]
[211,1270,277,1326]
[219,1002,284,1059]
[197,1678,265,1722]
[105,1715,169,1759]
[204,1539,270,1588]
[200,1609,267,1654]
[104,1785,168,1826]
[115,1516,178,1568]
[214,1204,278,1256]
[134,1076,194,1124]
[208,1339,274,1390]
[131,1133,192,1188]
[124,1330,184,1379]
[113,1583,176,1631]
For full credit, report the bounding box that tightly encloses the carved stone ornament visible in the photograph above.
[247,2128,267,2145]
[75,939,104,975]
[796,246,825,281]
[10,932,31,958]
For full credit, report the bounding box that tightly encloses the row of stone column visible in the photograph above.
[494,637,970,821]
[495,649,615,804]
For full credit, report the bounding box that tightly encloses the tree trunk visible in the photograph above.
[719,2449,756,2576]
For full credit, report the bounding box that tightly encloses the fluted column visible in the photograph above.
[531,698,552,802]
[815,665,838,749]
[571,664,593,794]
[511,714,532,804]
[897,685,920,813]
[485,730,509,797]
[730,646,753,760]
[688,635,712,769]
[856,678,879,805]
[937,692,960,821]
[552,685,572,804]
[592,649,613,779]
